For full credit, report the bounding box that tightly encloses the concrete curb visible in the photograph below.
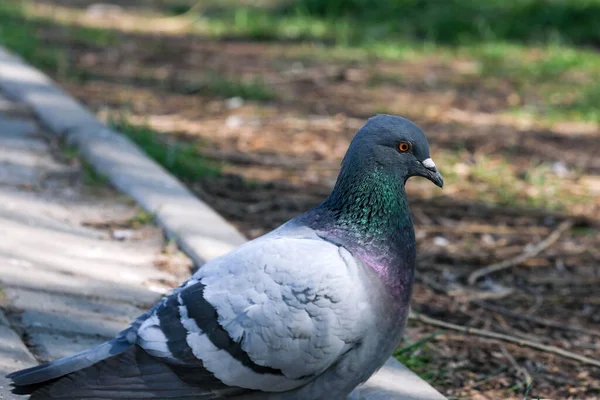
[0,46,446,400]
[0,311,38,399]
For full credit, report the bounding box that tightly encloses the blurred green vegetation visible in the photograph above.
[129,209,156,227]
[394,331,449,386]
[107,114,221,181]
[0,2,117,77]
[166,0,600,47]
[181,0,600,122]
[81,160,111,186]
[0,2,61,73]
[282,0,600,46]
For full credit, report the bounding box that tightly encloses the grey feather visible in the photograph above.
[8,335,131,389]
[27,345,235,399]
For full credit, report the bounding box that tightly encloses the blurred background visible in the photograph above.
[0,1,599,399]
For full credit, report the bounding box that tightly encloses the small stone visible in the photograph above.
[454,163,470,177]
[424,72,439,87]
[543,216,556,226]
[290,62,304,75]
[225,115,243,129]
[442,269,457,282]
[226,97,244,110]
[86,3,123,18]
[145,284,171,295]
[433,236,449,247]
[551,161,571,178]
[112,229,134,240]
[481,233,495,246]
[480,279,512,295]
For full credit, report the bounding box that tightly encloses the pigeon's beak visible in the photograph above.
[419,158,444,188]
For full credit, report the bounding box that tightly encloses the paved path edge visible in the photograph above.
[0,46,447,400]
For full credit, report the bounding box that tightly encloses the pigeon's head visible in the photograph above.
[345,114,444,188]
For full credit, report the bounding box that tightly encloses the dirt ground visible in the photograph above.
[15,1,600,399]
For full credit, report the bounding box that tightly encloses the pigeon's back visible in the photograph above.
[189,222,375,386]
[198,221,405,400]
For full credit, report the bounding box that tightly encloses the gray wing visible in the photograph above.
[136,228,371,393]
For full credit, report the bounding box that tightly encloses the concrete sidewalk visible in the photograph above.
[0,93,181,398]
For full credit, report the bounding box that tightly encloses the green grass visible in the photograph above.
[286,0,600,47]
[394,331,449,386]
[108,115,221,181]
[204,7,346,43]
[68,25,119,47]
[194,0,600,47]
[129,209,156,227]
[61,145,80,162]
[0,3,62,74]
[367,71,404,87]
[464,42,600,121]
[82,160,110,186]
[0,2,117,79]
[58,144,109,186]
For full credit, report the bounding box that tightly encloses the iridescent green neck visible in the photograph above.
[301,164,416,300]
[315,166,416,299]
[322,167,413,241]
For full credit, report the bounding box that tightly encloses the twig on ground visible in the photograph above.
[396,331,441,355]
[416,274,514,301]
[524,275,600,286]
[500,344,532,385]
[540,372,599,390]
[464,288,515,302]
[409,311,600,368]
[419,224,550,235]
[469,366,509,388]
[474,300,600,337]
[467,220,573,285]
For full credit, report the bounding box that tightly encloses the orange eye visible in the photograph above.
[398,142,410,152]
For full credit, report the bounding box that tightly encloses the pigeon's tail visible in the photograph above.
[9,343,220,399]
[7,335,132,395]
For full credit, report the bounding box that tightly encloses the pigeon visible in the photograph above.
[8,114,443,400]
